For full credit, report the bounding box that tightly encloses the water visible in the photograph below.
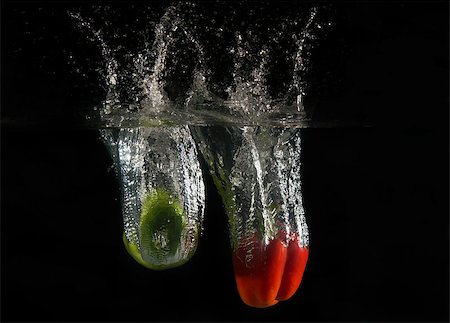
[64,2,332,305]
[64,2,329,272]
[192,126,308,247]
[4,0,350,307]
[67,2,337,128]
[4,1,448,319]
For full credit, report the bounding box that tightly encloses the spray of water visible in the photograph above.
[69,2,331,127]
[69,2,329,307]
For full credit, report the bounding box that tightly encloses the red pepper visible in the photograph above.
[232,233,308,308]
[276,234,309,301]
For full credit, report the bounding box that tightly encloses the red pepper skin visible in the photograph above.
[276,235,309,301]
[232,237,287,308]
[232,233,309,308]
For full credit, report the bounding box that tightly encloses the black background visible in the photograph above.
[1,1,449,322]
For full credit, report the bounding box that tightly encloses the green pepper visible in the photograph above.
[123,188,197,270]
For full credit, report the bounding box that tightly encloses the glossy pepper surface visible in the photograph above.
[233,233,308,308]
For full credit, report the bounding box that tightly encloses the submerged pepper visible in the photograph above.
[233,233,308,308]
[123,189,196,270]
[233,235,287,307]
[276,234,309,301]
[101,127,205,270]
[192,126,309,308]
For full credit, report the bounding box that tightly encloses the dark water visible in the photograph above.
[1,1,449,322]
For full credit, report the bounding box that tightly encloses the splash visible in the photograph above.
[69,2,332,127]
[69,1,329,307]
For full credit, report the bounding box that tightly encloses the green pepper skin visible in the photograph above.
[123,189,197,270]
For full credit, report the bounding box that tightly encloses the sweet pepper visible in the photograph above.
[232,233,309,308]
